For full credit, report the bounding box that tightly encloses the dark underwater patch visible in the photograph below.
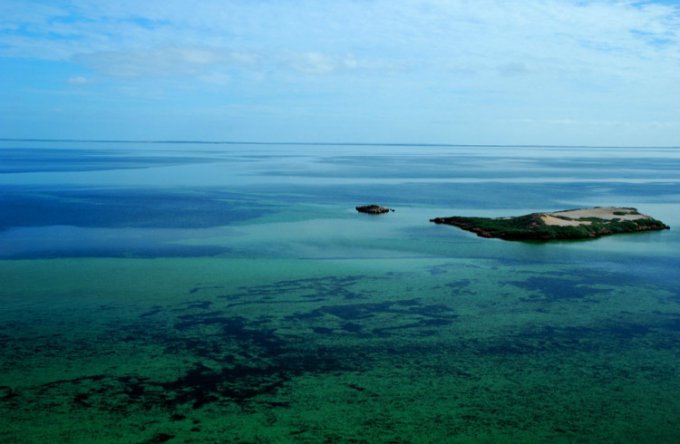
[287,299,457,337]
[0,187,273,231]
[3,245,231,260]
[21,313,363,415]
[288,299,454,321]
[7,270,460,417]
[0,386,18,401]
[188,286,223,295]
[224,275,378,304]
[185,300,213,310]
[475,321,659,358]
[507,275,612,300]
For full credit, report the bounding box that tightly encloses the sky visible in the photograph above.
[1,0,679,146]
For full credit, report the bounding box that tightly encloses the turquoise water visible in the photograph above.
[1,141,679,443]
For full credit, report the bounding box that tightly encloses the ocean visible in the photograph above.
[1,140,679,443]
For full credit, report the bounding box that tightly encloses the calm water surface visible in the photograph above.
[1,141,679,443]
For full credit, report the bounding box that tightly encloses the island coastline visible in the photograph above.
[430,207,670,241]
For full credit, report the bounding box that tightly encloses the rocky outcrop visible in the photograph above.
[356,204,394,215]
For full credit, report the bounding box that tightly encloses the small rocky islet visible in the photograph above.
[430,207,670,241]
[356,204,394,214]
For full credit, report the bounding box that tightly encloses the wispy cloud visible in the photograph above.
[66,75,91,85]
[281,52,394,75]
[506,117,680,128]
[74,45,390,80]
[2,0,679,81]
[1,0,679,144]
[76,47,259,77]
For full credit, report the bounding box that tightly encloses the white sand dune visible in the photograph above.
[542,207,647,227]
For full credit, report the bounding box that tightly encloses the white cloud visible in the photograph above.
[67,75,90,85]
[197,72,231,86]
[285,52,337,75]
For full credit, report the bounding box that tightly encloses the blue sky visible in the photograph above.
[1,0,679,145]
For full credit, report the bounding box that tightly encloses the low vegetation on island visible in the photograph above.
[430,207,669,241]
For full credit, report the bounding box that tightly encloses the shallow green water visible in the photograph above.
[1,142,679,443]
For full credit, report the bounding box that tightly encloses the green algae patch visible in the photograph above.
[431,207,669,241]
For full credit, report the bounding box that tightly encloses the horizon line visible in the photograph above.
[1,138,679,149]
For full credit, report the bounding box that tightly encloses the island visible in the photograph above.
[430,207,670,241]
[356,204,394,215]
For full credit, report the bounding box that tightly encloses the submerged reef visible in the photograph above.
[431,207,670,241]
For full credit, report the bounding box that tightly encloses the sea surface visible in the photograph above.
[1,140,679,443]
